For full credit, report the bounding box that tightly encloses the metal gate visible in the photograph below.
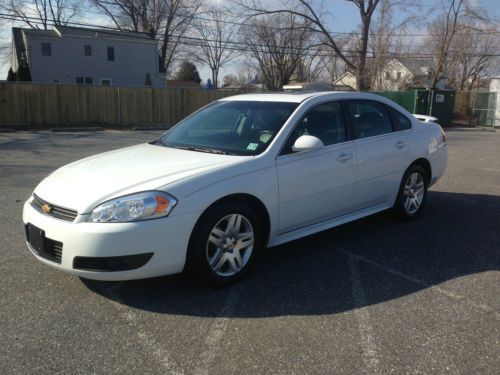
[470,92,497,127]
[372,90,455,126]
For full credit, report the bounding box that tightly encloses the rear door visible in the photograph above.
[276,100,357,233]
[344,100,410,210]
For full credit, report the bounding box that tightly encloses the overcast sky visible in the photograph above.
[1,0,499,82]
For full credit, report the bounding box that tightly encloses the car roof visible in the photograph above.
[218,91,387,104]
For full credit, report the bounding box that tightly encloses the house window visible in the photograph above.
[107,46,115,61]
[101,79,111,86]
[76,77,93,85]
[385,72,390,79]
[396,71,401,80]
[41,43,52,56]
[84,45,92,56]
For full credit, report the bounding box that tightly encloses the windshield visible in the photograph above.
[158,101,299,156]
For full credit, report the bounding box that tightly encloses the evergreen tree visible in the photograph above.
[175,60,201,83]
[7,68,16,82]
[16,64,31,82]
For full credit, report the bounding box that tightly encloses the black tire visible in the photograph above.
[186,201,263,286]
[394,165,428,220]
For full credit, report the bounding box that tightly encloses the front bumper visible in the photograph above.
[22,199,200,281]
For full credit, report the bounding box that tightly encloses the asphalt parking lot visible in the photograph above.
[1,129,499,374]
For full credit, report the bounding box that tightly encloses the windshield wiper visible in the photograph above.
[175,146,228,155]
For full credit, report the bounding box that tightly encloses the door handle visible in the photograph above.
[337,153,353,163]
[395,141,407,149]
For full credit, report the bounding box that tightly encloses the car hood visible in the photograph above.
[34,143,242,213]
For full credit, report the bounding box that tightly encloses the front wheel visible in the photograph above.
[394,165,428,219]
[187,202,263,285]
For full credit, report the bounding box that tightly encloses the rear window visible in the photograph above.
[388,107,412,131]
[346,101,393,139]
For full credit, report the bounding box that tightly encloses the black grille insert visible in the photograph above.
[32,194,78,222]
[25,224,63,264]
[73,253,154,272]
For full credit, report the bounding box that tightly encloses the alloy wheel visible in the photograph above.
[206,214,254,277]
[403,172,425,214]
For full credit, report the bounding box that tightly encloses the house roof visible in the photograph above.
[55,26,155,41]
[21,29,60,38]
[396,57,431,73]
[14,25,155,43]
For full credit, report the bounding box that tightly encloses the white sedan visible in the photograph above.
[23,92,447,285]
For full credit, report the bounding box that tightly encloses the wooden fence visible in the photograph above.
[453,91,472,117]
[0,83,254,127]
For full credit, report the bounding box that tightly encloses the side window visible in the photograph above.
[107,46,115,61]
[388,107,412,131]
[346,101,393,139]
[283,101,347,154]
[41,43,51,56]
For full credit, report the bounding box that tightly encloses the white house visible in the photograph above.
[379,58,432,91]
[334,72,357,90]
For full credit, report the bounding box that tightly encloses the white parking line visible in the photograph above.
[193,287,240,375]
[334,246,499,319]
[349,256,380,372]
[104,283,185,375]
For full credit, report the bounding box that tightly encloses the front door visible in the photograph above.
[276,101,357,233]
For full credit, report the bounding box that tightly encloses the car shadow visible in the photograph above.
[82,191,500,318]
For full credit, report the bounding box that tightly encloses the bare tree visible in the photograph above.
[425,0,467,89]
[0,0,79,29]
[235,59,258,85]
[91,0,200,75]
[236,0,381,90]
[294,49,325,83]
[242,13,313,90]
[369,0,423,90]
[452,30,497,90]
[192,8,239,89]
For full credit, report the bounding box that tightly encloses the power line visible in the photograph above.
[2,12,500,59]
[16,0,500,37]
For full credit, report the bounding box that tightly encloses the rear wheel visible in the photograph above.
[394,165,428,219]
[187,202,262,285]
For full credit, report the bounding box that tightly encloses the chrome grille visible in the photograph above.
[32,194,78,222]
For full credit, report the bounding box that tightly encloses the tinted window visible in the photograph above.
[388,107,411,131]
[159,101,298,156]
[283,101,347,154]
[107,47,115,61]
[41,43,51,56]
[84,45,92,56]
[346,101,393,139]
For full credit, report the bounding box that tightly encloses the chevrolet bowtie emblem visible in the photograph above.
[41,204,52,213]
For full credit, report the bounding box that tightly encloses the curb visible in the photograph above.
[445,127,496,132]
[51,127,104,132]
[132,126,169,131]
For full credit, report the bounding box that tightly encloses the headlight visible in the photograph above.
[87,191,177,223]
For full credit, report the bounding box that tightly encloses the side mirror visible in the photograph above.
[291,135,324,153]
